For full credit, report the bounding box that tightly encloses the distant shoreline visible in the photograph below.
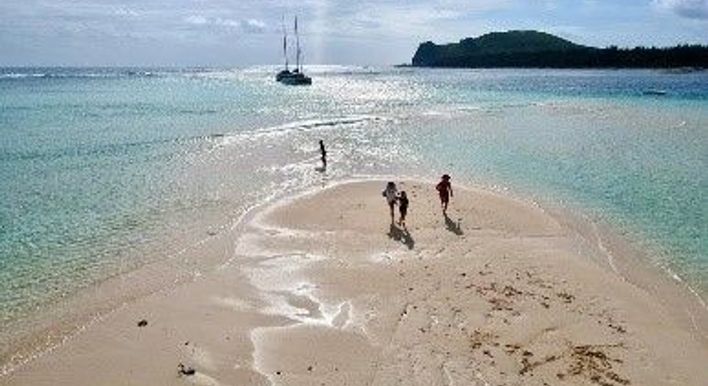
[398,63,707,72]
[411,30,708,69]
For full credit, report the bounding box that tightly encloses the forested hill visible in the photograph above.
[411,31,708,68]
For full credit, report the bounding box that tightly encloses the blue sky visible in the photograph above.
[1,0,706,66]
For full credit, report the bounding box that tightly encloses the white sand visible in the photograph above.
[2,180,706,385]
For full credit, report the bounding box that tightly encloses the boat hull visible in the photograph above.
[277,72,312,86]
[276,70,291,82]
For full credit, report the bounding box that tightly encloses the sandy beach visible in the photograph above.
[2,179,707,385]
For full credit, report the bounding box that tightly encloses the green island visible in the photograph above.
[411,30,708,68]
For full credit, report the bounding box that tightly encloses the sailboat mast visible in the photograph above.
[295,16,301,72]
[284,36,288,70]
[283,34,288,71]
[282,17,288,71]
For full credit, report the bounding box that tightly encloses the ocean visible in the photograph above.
[0,66,706,349]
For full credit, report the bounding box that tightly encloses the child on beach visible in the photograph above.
[382,182,398,224]
[436,174,453,213]
[398,191,409,228]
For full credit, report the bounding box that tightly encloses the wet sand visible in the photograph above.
[2,180,707,385]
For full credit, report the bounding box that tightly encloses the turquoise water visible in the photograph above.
[1,67,706,332]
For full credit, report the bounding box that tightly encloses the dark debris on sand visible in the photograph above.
[177,363,196,376]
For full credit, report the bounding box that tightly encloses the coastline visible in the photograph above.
[1,178,705,385]
[3,68,706,354]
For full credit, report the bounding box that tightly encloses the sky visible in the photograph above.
[0,0,706,66]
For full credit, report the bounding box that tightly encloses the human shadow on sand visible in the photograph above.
[315,165,328,188]
[388,223,415,250]
[444,213,463,236]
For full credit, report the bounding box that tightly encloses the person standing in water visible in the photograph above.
[398,191,409,228]
[382,182,398,224]
[436,174,453,213]
[319,140,327,169]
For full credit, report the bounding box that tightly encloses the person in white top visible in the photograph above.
[382,181,398,224]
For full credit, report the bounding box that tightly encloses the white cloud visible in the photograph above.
[184,15,241,28]
[114,7,139,17]
[215,18,241,28]
[183,15,268,34]
[184,15,209,26]
[244,18,267,32]
[653,0,708,19]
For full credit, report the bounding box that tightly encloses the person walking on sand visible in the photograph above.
[319,140,327,168]
[436,174,453,213]
[382,181,398,224]
[398,191,409,228]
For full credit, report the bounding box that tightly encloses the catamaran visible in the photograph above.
[276,16,312,86]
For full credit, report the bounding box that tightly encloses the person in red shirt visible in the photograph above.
[436,174,453,214]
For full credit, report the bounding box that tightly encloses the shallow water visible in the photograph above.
[0,66,706,334]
